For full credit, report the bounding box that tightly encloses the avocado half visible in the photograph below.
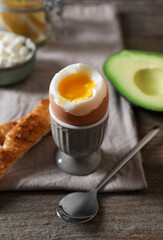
[103,50,163,111]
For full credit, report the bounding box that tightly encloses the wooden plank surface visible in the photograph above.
[0,1,163,239]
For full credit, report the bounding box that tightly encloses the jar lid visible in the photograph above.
[0,0,59,13]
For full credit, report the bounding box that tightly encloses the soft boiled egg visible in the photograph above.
[49,63,109,126]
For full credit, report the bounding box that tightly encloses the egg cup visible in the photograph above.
[49,105,109,176]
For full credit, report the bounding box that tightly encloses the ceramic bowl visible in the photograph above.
[0,36,36,86]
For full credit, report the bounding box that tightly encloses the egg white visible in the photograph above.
[49,63,107,116]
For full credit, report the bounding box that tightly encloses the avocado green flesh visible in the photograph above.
[103,50,163,111]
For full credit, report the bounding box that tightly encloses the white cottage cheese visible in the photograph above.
[0,31,34,67]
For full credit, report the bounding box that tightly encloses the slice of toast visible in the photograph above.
[0,99,51,177]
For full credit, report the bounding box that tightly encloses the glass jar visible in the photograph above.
[0,0,65,44]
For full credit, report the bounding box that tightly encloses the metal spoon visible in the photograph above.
[56,126,160,223]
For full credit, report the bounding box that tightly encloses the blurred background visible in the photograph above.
[65,0,163,52]
[0,0,162,51]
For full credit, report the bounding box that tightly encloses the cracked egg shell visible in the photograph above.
[49,63,109,126]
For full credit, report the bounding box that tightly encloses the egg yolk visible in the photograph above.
[58,72,95,102]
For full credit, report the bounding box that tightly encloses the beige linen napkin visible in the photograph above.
[0,4,147,191]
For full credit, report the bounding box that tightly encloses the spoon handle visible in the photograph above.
[94,125,160,192]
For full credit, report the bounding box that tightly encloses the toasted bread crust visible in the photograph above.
[0,99,50,177]
[0,121,17,145]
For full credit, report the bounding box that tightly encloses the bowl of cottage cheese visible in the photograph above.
[0,31,36,86]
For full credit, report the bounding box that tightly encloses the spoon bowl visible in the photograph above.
[57,191,98,223]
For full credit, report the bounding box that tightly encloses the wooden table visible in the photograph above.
[0,1,163,239]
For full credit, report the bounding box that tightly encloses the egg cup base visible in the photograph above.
[55,148,101,176]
